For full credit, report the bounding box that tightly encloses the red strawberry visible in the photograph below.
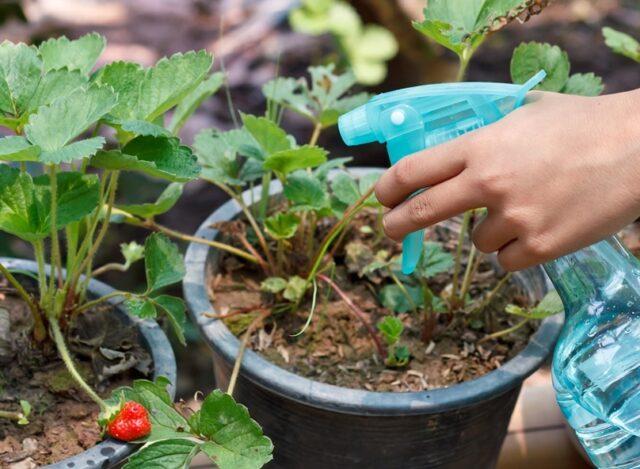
[106,401,151,442]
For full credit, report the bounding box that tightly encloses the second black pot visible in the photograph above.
[184,168,564,469]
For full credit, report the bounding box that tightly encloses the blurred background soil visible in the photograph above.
[1,0,638,398]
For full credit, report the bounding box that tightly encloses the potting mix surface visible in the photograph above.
[0,292,151,466]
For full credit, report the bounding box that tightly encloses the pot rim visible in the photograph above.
[0,258,178,469]
[183,167,563,416]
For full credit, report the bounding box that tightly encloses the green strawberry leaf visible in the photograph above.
[506,290,564,319]
[414,0,546,58]
[313,157,352,181]
[24,84,116,163]
[561,73,604,97]
[125,297,156,319]
[379,284,422,314]
[119,120,172,138]
[26,68,88,114]
[194,128,246,186]
[283,276,307,302]
[263,145,327,177]
[123,439,200,469]
[90,136,200,183]
[168,72,224,134]
[94,50,213,122]
[264,213,300,240]
[144,233,185,293]
[331,171,378,207]
[418,242,454,278]
[0,166,99,241]
[377,315,403,346]
[262,65,368,127]
[510,42,570,92]
[603,27,640,63]
[283,171,328,211]
[241,114,292,157]
[0,41,41,117]
[0,136,40,161]
[151,295,187,345]
[195,390,273,469]
[38,33,106,75]
[260,277,288,294]
[119,183,183,218]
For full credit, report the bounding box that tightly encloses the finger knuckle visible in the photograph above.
[408,195,436,225]
[497,251,517,272]
[394,157,417,187]
[523,235,552,259]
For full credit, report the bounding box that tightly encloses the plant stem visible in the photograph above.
[91,263,127,277]
[470,272,513,315]
[451,210,472,306]
[318,274,385,359]
[0,410,24,422]
[0,261,45,341]
[309,122,322,147]
[306,186,375,286]
[258,172,271,220]
[478,318,528,344]
[390,270,417,314]
[48,165,63,289]
[227,310,270,397]
[212,181,274,268]
[33,240,47,301]
[74,291,128,314]
[50,319,107,411]
[455,49,471,82]
[142,220,260,265]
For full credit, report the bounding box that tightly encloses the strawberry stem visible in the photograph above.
[50,319,108,412]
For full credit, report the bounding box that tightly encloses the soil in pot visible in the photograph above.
[209,209,540,393]
[0,285,152,466]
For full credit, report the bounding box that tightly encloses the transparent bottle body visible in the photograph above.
[548,237,640,436]
[555,376,640,468]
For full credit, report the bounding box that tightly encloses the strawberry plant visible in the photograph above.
[289,0,399,85]
[0,33,271,467]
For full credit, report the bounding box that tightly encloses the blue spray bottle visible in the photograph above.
[338,72,640,467]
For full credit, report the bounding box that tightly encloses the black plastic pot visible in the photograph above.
[0,258,178,469]
[183,168,564,469]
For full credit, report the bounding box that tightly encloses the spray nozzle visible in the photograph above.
[338,71,546,274]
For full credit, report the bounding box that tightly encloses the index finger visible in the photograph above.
[375,134,471,208]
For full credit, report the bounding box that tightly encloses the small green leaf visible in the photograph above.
[24,84,116,163]
[194,128,246,186]
[241,114,292,157]
[119,120,171,138]
[38,33,106,75]
[260,277,288,294]
[91,136,200,183]
[510,42,570,92]
[283,171,328,211]
[562,73,604,96]
[264,213,300,240]
[121,241,145,268]
[152,295,187,345]
[313,157,352,181]
[123,439,200,469]
[119,183,183,218]
[505,291,563,319]
[284,276,307,302]
[263,145,327,177]
[125,297,156,319]
[377,315,403,346]
[0,136,39,162]
[331,172,359,205]
[196,390,273,469]
[0,41,41,117]
[379,284,422,314]
[263,65,368,126]
[413,0,544,58]
[603,27,640,63]
[144,233,185,292]
[37,137,105,164]
[418,242,454,278]
[168,72,224,134]
[387,344,410,367]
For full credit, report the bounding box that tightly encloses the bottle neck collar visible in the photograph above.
[543,237,640,312]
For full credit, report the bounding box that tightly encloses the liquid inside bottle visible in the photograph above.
[555,376,640,468]
[547,237,640,436]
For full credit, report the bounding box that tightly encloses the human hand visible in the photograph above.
[375,90,640,271]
